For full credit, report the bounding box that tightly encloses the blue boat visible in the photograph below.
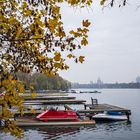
[92,111,127,122]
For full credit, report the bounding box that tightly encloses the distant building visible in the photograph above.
[136,76,140,83]
[97,77,103,88]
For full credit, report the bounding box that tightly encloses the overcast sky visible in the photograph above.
[59,0,140,84]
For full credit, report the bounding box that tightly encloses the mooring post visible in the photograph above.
[84,104,87,117]
[126,111,130,122]
[84,104,87,110]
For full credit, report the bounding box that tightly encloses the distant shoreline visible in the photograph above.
[71,82,140,89]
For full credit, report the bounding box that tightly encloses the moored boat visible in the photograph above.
[15,107,95,127]
[36,108,78,122]
[80,90,101,93]
[92,111,127,122]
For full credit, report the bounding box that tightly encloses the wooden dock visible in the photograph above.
[82,98,131,121]
[1,95,131,122]
[24,96,75,100]
[15,118,95,127]
[82,104,131,114]
[20,93,68,97]
[83,104,131,113]
[15,104,131,116]
[24,99,86,105]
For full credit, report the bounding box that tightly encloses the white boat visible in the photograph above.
[92,111,128,122]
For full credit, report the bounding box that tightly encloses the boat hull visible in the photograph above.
[92,113,127,122]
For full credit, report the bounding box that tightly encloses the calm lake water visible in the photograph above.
[1,89,140,140]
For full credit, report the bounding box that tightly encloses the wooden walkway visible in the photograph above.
[20,93,68,97]
[24,96,75,100]
[15,104,131,116]
[24,99,86,105]
[81,104,131,114]
[15,117,95,127]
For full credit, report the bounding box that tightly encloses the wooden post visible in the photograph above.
[126,111,130,122]
[84,104,87,117]
[84,104,87,110]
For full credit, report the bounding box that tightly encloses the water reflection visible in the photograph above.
[22,121,132,140]
[23,127,81,140]
[38,127,80,139]
[96,121,132,132]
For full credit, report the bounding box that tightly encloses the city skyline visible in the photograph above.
[72,76,140,84]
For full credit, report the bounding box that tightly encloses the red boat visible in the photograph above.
[36,108,79,122]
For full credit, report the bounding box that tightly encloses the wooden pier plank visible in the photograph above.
[78,108,131,114]
[24,99,86,105]
[14,104,131,116]
[24,96,76,100]
[20,93,68,97]
[85,104,130,110]
[83,103,131,116]
[15,118,95,127]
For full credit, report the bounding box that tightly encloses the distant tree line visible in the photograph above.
[16,72,71,91]
[72,82,140,89]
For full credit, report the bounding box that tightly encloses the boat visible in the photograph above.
[92,111,128,122]
[80,90,101,93]
[68,90,77,93]
[36,108,78,122]
[15,107,95,127]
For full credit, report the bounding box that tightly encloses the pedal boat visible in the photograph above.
[16,108,95,127]
[36,108,78,122]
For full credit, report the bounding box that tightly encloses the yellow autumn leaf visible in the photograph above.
[29,85,34,90]
[29,109,36,114]
[36,20,45,27]
[69,30,81,37]
[64,65,69,70]
[30,92,37,98]
[82,28,89,33]
[16,27,22,38]
[100,0,106,5]
[69,30,75,34]
[67,54,74,59]
[24,10,32,16]
[48,71,55,76]
[54,63,62,68]
[82,20,91,27]
[8,17,15,23]
[54,52,61,61]
[81,37,88,46]
[79,56,85,63]
[22,2,27,8]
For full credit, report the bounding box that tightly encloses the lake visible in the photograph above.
[1,89,140,140]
